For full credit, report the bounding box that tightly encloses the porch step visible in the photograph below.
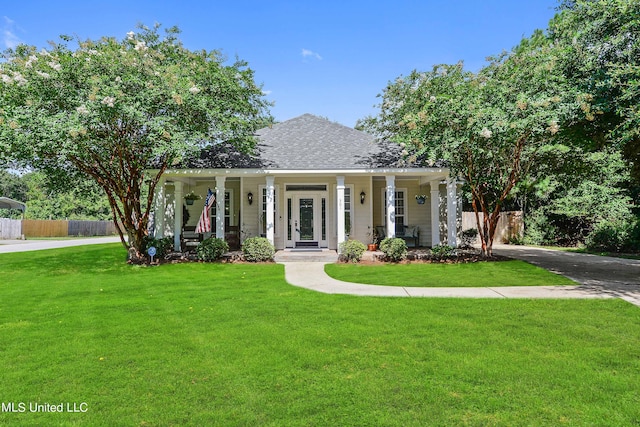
[274,249,338,263]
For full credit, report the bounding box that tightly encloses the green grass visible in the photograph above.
[1,244,639,426]
[325,260,577,287]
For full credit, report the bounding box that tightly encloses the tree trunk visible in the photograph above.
[472,196,502,257]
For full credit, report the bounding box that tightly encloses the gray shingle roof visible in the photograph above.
[184,114,403,170]
[255,114,402,169]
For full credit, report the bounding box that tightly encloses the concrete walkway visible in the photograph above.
[0,236,121,253]
[278,247,640,306]
[2,239,638,306]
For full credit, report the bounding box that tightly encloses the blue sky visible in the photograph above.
[3,1,559,127]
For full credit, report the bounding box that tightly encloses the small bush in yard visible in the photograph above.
[142,236,174,258]
[339,240,366,263]
[197,237,229,261]
[380,237,407,262]
[242,237,275,262]
[431,244,454,257]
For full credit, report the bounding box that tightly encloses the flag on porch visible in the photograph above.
[195,188,215,233]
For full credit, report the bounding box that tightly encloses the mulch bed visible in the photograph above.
[143,250,250,265]
[359,247,512,264]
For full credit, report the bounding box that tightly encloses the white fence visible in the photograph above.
[0,218,23,239]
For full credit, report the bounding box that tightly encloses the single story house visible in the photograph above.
[152,114,460,251]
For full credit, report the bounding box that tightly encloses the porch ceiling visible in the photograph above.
[161,168,450,182]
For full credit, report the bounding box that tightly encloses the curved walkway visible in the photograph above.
[279,246,640,306]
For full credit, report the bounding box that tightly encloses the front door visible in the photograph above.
[298,197,315,243]
[294,196,318,247]
[285,187,328,248]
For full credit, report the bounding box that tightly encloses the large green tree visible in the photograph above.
[0,25,270,261]
[362,35,579,256]
[550,0,640,180]
[21,171,112,221]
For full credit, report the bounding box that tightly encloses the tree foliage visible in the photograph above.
[0,169,28,218]
[517,148,632,245]
[21,171,112,220]
[550,0,640,180]
[363,0,640,253]
[362,35,579,256]
[0,24,271,261]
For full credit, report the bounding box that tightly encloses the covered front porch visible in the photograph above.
[152,169,460,252]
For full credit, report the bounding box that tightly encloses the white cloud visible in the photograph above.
[3,16,23,49]
[301,48,322,61]
[262,90,272,96]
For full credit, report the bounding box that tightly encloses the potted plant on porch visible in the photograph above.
[184,191,201,205]
[367,226,378,251]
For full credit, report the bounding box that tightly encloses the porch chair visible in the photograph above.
[397,225,419,248]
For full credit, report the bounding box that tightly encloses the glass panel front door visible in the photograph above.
[287,191,327,248]
[299,198,314,241]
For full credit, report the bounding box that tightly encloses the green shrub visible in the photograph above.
[339,240,366,263]
[242,237,275,262]
[508,235,526,245]
[523,211,557,246]
[430,244,454,257]
[379,237,407,262]
[586,221,634,252]
[461,228,478,246]
[196,237,229,261]
[142,235,174,258]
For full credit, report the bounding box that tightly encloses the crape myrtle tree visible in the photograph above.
[362,34,580,256]
[0,24,271,262]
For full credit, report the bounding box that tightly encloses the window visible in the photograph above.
[322,198,326,240]
[383,189,407,235]
[259,185,278,236]
[344,187,352,236]
[211,191,232,229]
[286,184,327,192]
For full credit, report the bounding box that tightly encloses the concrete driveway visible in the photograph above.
[492,244,640,303]
[0,236,121,253]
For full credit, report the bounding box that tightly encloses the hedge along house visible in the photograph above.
[151,114,461,251]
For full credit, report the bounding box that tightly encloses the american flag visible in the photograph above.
[195,188,215,233]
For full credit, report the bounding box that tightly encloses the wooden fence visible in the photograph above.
[462,211,523,244]
[68,220,119,237]
[1,219,119,239]
[22,220,68,237]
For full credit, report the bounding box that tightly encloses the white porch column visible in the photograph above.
[265,176,275,245]
[447,177,458,247]
[154,178,166,238]
[215,176,226,239]
[336,176,346,248]
[173,181,183,251]
[385,175,396,238]
[430,180,440,247]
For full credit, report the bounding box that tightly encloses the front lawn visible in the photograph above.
[1,244,638,426]
[325,260,576,287]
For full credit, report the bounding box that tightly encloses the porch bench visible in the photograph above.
[375,226,420,248]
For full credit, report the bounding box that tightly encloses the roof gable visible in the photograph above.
[184,113,403,170]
